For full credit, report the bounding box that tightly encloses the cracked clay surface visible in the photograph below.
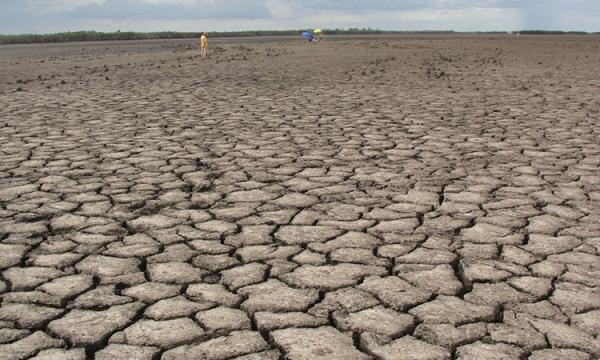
[0,35,600,359]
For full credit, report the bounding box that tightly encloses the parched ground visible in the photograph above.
[0,34,600,359]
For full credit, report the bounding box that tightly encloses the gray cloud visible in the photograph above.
[268,0,555,12]
[0,1,38,34]
[67,0,271,20]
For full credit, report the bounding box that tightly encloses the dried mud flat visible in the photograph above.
[1,34,600,359]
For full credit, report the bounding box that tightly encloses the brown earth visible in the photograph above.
[1,34,600,359]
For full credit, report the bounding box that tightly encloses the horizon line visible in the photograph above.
[2,28,599,37]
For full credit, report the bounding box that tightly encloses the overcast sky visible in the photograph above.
[1,0,599,34]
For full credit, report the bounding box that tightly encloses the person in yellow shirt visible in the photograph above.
[201,32,208,58]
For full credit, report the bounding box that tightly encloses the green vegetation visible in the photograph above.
[517,30,590,35]
[0,29,376,45]
[0,29,594,45]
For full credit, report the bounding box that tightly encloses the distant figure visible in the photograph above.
[314,28,324,41]
[201,32,208,58]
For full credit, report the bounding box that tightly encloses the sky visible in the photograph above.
[1,0,599,34]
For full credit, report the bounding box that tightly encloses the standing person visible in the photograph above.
[315,28,324,41]
[201,32,208,58]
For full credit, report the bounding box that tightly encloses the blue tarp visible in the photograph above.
[302,32,314,41]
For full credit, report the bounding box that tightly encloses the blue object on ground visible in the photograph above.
[302,32,314,41]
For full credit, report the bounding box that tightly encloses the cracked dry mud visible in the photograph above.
[1,34,600,359]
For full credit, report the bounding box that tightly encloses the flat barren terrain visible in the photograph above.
[1,35,600,359]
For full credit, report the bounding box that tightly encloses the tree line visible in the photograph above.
[0,29,596,45]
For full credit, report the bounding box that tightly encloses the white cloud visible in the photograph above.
[265,7,523,31]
